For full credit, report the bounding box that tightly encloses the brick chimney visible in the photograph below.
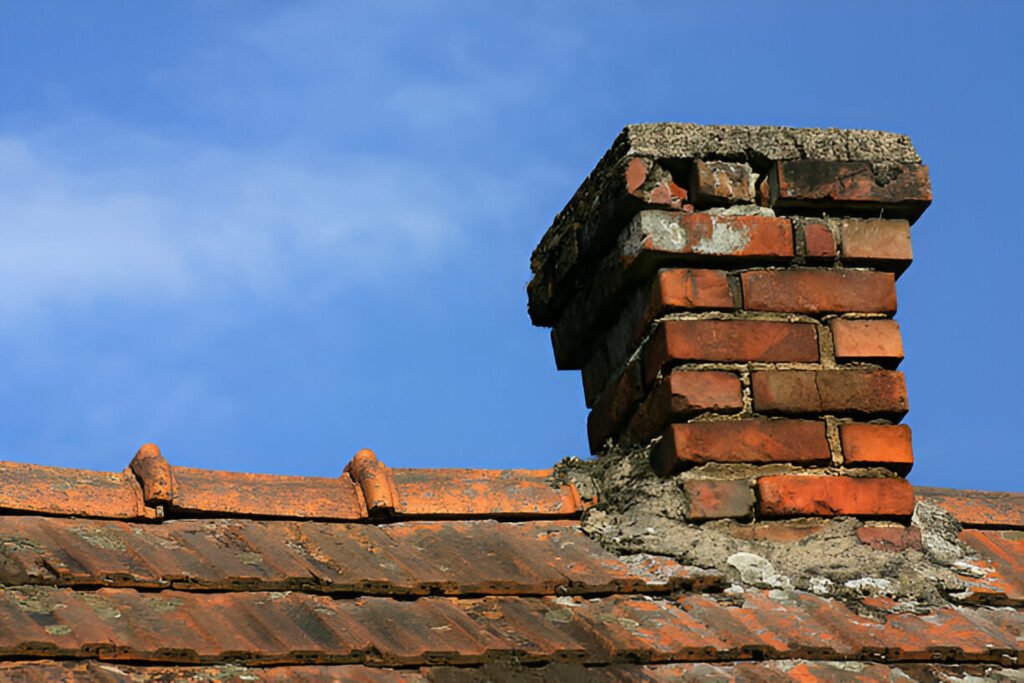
[529,124,930,522]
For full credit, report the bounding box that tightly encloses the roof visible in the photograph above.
[0,447,1021,680]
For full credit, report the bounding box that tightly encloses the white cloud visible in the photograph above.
[0,133,461,317]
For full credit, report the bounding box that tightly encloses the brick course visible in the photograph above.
[838,219,913,271]
[621,212,793,266]
[757,475,916,518]
[620,370,743,448]
[751,370,908,417]
[741,270,897,314]
[840,423,913,472]
[690,160,755,205]
[829,318,904,365]
[769,160,931,221]
[802,221,837,260]
[682,479,755,521]
[651,420,830,476]
[644,320,819,385]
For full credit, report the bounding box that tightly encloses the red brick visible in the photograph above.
[621,212,793,265]
[584,268,735,376]
[644,319,818,385]
[528,155,692,327]
[802,222,837,260]
[829,318,903,365]
[856,525,922,552]
[756,175,772,206]
[624,156,690,208]
[840,423,913,472]
[756,475,916,518]
[683,479,754,521]
[551,263,735,371]
[623,370,743,446]
[727,521,825,543]
[581,342,613,407]
[769,160,931,221]
[741,269,897,314]
[650,420,830,476]
[586,359,645,452]
[690,160,755,205]
[751,370,908,417]
[838,219,913,272]
[656,268,735,311]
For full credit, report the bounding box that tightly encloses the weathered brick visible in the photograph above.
[683,479,755,521]
[620,211,793,267]
[656,268,735,311]
[756,475,916,518]
[756,175,772,207]
[650,420,830,476]
[527,226,578,326]
[856,525,922,552]
[623,370,743,447]
[581,343,613,407]
[556,267,736,372]
[550,253,634,370]
[840,423,913,472]
[838,219,913,272]
[690,160,755,205]
[802,221,837,260]
[644,320,818,385]
[769,160,931,222]
[741,269,897,314]
[751,370,908,417]
[829,318,903,365]
[586,359,646,452]
[727,521,825,543]
[623,156,691,208]
[528,155,693,326]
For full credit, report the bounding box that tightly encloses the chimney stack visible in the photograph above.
[529,124,930,522]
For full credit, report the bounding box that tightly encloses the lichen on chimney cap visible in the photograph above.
[620,122,921,164]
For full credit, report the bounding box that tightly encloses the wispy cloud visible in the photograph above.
[0,2,574,321]
[0,132,466,318]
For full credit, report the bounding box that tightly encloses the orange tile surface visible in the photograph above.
[4,659,1019,681]
[0,449,1019,676]
[0,587,1015,667]
[391,468,581,517]
[916,487,1024,528]
[0,461,148,519]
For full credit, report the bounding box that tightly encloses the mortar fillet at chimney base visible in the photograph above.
[530,122,931,526]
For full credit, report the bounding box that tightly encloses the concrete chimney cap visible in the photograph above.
[618,122,921,164]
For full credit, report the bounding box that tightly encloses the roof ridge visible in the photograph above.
[0,445,590,523]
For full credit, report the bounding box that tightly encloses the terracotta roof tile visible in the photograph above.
[168,466,367,520]
[956,529,1024,606]
[916,487,1024,529]
[0,447,1019,676]
[390,468,583,518]
[0,516,708,597]
[0,461,150,520]
[4,659,1024,682]
[0,587,1018,667]
[0,449,586,521]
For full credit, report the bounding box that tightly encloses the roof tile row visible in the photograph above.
[3,659,1021,682]
[0,517,715,597]
[0,446,587,522]
[0,588,1017,667]
[916,488,1024,529]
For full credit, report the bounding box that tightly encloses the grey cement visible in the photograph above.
[621,123,921,164]
[553,447,997,610]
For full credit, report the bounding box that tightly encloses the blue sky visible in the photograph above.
[1,2,1021,492]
